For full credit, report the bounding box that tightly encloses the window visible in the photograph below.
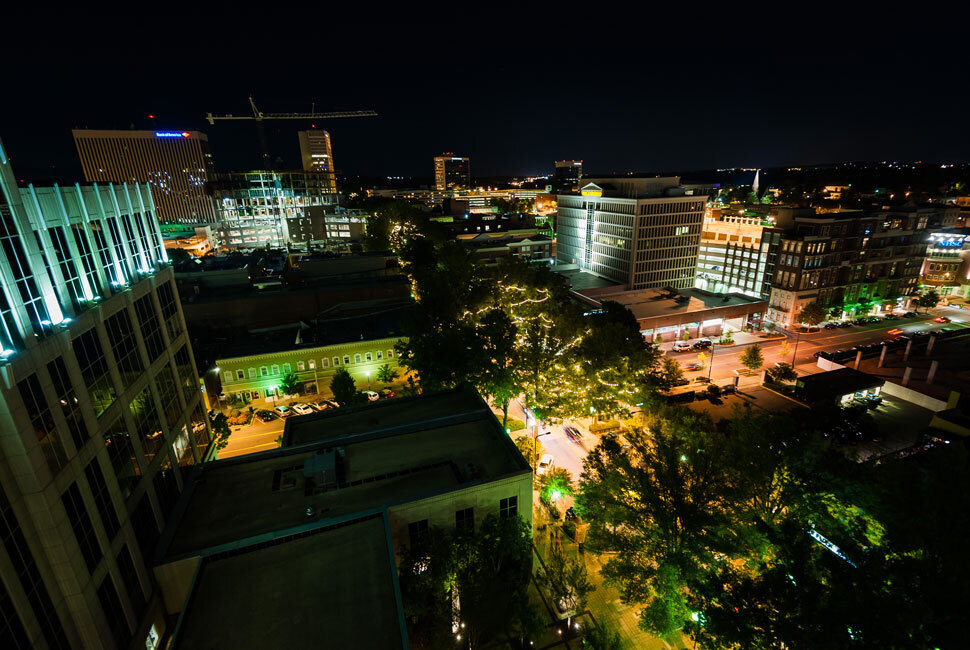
[129,387,164,464]
[387,349,394,359]
[456,507,474,533]
[0,484,70,649]
[408,519,430,548]
[172,345,198,405]
[250,390,260,400]
[236,370,245,380]
[130,495,159,565]
[297,361,305,371]
[365,352,372,362]
[354,354,361,364]
[499,496,517,519]
[260,366,268,377]
[189,403,210,460]
[223,371,233,384]
[377,351,383,360]
[84,458,120,540]
[156,281,182,341]
[105,309,143,388]
[152,455,181,521]
[73,327,117,417]
[248,367,256,378]
[49,226,85,310]
[0,576,30,649]
[344,355,350,365]
[333,357,340,366]
[97,574,131,648]
[133,294,165,362]
[271,364,279,375]
[0,208,50,331]
[71,222,102,298]
[103,417,141,500]
[61,482,102,571]
[172,425,194,467]
[115,545,146,616]
[17,374,68,474]
[308,359,315,369]
[283,362,292,373]
[155,365,182,430]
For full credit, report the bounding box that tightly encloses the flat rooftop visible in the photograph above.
[163,389,529,557]
[176,515,403,649]
[555,268,621,291]
[574,286,766,323]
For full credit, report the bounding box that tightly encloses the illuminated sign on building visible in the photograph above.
[935,240,963,248]
[155,131,190,138]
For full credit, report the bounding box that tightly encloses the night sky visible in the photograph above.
[3,11,968,182]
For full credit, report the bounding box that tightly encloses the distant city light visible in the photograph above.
[155,131,189,138]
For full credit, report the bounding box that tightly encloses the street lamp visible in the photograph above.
[365,370,371,389]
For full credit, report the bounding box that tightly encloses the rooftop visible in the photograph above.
[175,515,404,649]
[574,286,766,321]
[162,388,529,558]
[796,368,884,401]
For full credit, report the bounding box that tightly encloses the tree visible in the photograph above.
[658,357,684,388]
[576,411,741,639]
[796,301,827,327]
[540,543,595,629]
[167,247,192,264]
[212,413,231,451]
[538,466,574,505]
[278,372,301,397]
[329,368,356,405]
[739,344,764,371]
[581,623,622,650]
[767,362,797,383]
[376,363,399,385]
[916,289,940,313]
[779,340,792,357]
[513,434,544,469]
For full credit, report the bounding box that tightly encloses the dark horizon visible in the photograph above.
[4,12,970,183]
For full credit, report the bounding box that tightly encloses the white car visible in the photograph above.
[291,404,314,415]
[273,405,292,418]
[364,391,380,402]
[672,341,692,352]
[537,454,554,475]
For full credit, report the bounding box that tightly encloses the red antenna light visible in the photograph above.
[148,114,155,119]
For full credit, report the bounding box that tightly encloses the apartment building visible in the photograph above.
[695,215,780,299]
[556,178,708,289]
[765,203,950,328]
[0,137,210,649]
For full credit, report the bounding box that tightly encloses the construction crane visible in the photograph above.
[205,96,377,167]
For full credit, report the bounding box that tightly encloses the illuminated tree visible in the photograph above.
[539,543,595,629]
[278,372,301,397]
[212,413,231,451]
[376,363,399,385]
[796,301,827,327]
[739,344,764,371]
[329,368,356,405]
[513,434,544,469]
[916,289,940,313]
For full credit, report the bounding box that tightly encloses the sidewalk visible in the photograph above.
[657,329,783,352]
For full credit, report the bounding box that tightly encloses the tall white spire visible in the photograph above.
[752,169,761,197]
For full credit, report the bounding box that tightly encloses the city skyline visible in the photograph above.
[3,17,969,182]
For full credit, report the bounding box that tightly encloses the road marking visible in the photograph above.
[220,440,279,456]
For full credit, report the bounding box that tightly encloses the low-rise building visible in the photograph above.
[457,231,555,265]
[152,388,532,648]
[211,305,411,405]
[920,229,970,297]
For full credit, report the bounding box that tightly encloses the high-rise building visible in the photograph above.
[297,130,337,192]
[0,136,211,649]
[695,213,780,299]
[72,129,216,225]
[209,171,339,248]
[433,154,470,190]
[556,177,708,289]
[553,160,582,191]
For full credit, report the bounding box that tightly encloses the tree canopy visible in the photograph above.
[796,301,828,326]
[329,368,356,405]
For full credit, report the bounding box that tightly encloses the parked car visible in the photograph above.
[291,403,314,415]
[837,321,854,328]
[323,399,340,409]
[934,316,951,323]
[691,339,713,351]
[910,330,928,337]
[273,405,292,418]
[902,311,917,318]
[255,410,278,423]
[671,378,690,387]
[380,388,396,399]
[672,341,692,352]
[823,322,840,329]
[364,390,380,401]
[813,351,828,359]
[307,401,328,411]
[537,454,554,475]
[883,313,900,320]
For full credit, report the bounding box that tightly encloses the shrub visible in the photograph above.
[589,420,621,434]
[505,417,526,432]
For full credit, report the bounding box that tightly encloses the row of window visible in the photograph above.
[407,497,518,547]
[223,349,395,384]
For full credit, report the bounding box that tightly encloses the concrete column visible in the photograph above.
[902,366,912,386]
[878,345,888,368]
[927,360,939,385]
[855,350,863,369]
[926,335,936,356]
[904,339,913,360]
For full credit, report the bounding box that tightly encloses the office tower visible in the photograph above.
[209,171,339,248]
[556,177,708,289]
[297,130,338,192]
[553,160,582,191]
[72,129,216,225]
[434,154,470,190]
[0,136,211,649]
[696,214,780,299]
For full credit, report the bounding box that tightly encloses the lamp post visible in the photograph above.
[790,326,801,370]
[707,342,715,382]
[365,370,371,390]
